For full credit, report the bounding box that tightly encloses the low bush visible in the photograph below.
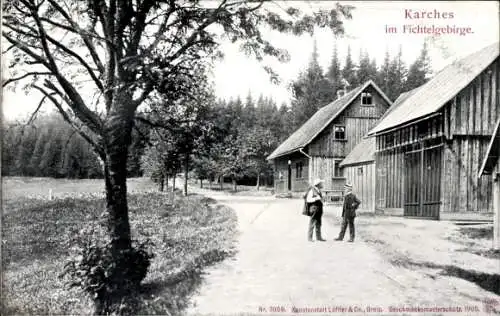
[61,224,154,315]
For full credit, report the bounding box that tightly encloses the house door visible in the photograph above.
[376,166,387,209]
[287,164,292,191]
[404,145,442,219]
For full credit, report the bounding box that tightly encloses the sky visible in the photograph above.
[2,1,499,120]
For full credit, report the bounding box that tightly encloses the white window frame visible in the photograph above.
[361,92,373,106]
[333,125,346,140]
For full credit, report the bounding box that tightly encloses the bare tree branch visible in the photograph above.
[47,0,105,73]
[42,78,103,135]
[2,32,51,67]
[2,44,16,54]
[2,72,53,87]
[42,33,104,91]
[40,17,75,32]
[135,115,172,130]
[33,84,105,159]
[24,6,104,134]
[26,93,51,125]
[132,123,154,147]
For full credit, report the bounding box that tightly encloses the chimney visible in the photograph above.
[337,78,350,99]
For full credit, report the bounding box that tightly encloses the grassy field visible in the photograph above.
[1,177,237,315]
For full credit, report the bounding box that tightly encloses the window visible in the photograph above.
[357,167,363,175]
[386,134,394,147]
[295,162,303,178]
[361,92,373,106]
[334,160,343,178]
[334,126,346,140]
[418,121,429,138]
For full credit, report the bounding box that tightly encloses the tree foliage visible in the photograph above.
[290,40,334,130]
[406,41,432,91]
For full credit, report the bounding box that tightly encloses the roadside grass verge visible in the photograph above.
[2,190,237,315]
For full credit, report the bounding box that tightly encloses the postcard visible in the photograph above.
[1,1,499,315]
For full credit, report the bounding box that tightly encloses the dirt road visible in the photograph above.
[186,194,499,315]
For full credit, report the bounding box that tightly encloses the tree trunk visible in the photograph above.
[209,176,212,189]
[102,110,133,255]
[172,173,176,192]
[219,175,223,190]
[183,154,189,196]
[256,172,260,191]
[166,174,169,190]
[232,177,237,192]
[200,179,203,188]
[158,173,164,192]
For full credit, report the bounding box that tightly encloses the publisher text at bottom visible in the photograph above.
[257,305,482,313]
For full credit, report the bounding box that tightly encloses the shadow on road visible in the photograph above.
[391,260,500,295]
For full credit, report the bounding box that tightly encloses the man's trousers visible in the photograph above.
[308,213,323,240]
[338,216,355,241]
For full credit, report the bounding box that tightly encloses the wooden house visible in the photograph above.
[267,80,392,195]
[368,42,499,220]
[339,137,376,211]
[479,118,499,249]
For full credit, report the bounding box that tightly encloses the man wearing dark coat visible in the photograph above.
[304,178,326,242]
[335,183,361,242]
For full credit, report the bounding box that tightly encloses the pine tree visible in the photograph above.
[15,127,37,176]
[39,130,63,177]
[327,41,342,95]
[368,58,378,82]
[243,91,256,129]
[377,49,391,94]
[405,41,432,91]
[29,127,49,176]
[278,102,294,141]
[356,48,372,84]
[387,46,407,101]
[290,39,332,130]
[1,124,21,176]
[342,45,357,88]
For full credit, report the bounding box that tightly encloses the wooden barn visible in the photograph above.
[339,137,376,211]
[368,42,499,220]
[479,118,500,249]
[267,80,392,196]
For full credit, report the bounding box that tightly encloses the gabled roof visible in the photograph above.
[478,118,500,177]
[339,87,421,167]
[267,80,392,160]
[369,42,499,135]
[340,137,375,167]
[379,86,422,122]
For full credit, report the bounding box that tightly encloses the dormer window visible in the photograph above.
[361,92,373,106]
[334,126,346,140]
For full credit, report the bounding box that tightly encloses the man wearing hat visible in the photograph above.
[304,178,326,242]
[335,182,361,242]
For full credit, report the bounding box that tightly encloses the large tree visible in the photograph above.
[387,46,407,101]
[342,45,357,87]
[377,49,391,95]
[2,0,352,305]
[405,41,432,91]
[140,66,217,196]
[290,40,334,130]
[326,41,341,95]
